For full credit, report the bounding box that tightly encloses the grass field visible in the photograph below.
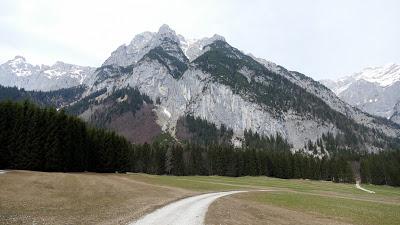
[0,171,194,225]
[0,171,399,225]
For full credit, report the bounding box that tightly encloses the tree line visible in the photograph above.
[0,84,85,108]
[0,100,399,186]
[0,100,130,172]
[360,150,400,186]
[130,143,354,183]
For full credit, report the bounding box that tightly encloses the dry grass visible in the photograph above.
[0,170,194,225]
[206,192,351,225]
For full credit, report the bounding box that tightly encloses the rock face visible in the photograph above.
[74,25,399,151]
[390,101,400,125]
[0,56,95,91]
[321,64,400,122]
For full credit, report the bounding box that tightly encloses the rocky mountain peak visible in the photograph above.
[0,56,95,91]
[7,56,29,67]
[4,55,35,77]
[102,25,229,67]
[10,55,27,63]
[210,34,225,42]
[158,24,176,37]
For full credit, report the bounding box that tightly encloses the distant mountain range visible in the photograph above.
[1,25,399,153]
[321,64,400,124]
[0,56,94,91]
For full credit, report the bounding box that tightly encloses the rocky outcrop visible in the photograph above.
[390,101,400,125]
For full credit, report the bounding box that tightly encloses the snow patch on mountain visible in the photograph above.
[353,63,400,87]
[6,56,35,77]
[321,63,400,121]
[322,63,400,95]
[0,56,95,91]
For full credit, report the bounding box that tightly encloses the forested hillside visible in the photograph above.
[0,101,399,186]
[0,101,131,172]
[0,85,85,108]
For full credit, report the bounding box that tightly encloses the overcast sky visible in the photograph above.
[0,0,399,80]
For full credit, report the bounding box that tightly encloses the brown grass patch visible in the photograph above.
[0,170,193,225]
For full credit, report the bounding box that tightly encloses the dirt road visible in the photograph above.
[131,191,245,225]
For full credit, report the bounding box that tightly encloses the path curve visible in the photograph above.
[131,191,246,225]
[356,181,375,193]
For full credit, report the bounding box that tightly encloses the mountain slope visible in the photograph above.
[321,64,400,121]
[0,56,95,91]
[0,85,85,108]
[69,25,399,152]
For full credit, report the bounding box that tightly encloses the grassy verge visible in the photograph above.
[243,191,399,225]
[127,173,400,199]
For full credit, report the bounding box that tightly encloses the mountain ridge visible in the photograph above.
[321,64,400,123]
[0,56,95,91]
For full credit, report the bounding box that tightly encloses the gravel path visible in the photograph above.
[131,191,246,225]
[356,181,375,193]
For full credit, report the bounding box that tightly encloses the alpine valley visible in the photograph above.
[1,25,400,154]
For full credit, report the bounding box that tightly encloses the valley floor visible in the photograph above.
[0,171,399,225]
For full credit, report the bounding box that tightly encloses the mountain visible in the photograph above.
[0,56,95,91]
[321,64,400,123]
[66,24,399,152]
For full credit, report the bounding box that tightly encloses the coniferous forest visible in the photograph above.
[0,101,399,186]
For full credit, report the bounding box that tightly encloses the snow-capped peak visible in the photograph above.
[42,61,92,83]
[319,63,400,122]
[0,56,95,91]
[352,63,400,87]
[321,63,400,96]
[5,56,35,77]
